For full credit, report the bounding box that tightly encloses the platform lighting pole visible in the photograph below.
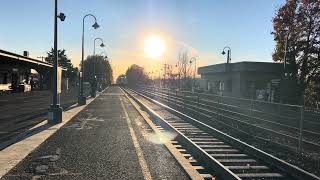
[190,57,197,92]
[49,0,66,124]
[283,31,290,78]
[78,14,100,105]
[221,46,231,64]
[93,38,105,79]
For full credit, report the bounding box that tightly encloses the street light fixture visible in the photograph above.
[49,0,66,124]
[221,46,231,64]
[58,13,66,21]
[92,22,100,29]
[78,14,100,105]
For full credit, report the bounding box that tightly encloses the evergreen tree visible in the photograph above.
[45,48,78,82]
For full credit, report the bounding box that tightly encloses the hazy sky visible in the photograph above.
[0,0,285,78]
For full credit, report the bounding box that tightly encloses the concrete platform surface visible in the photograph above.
[1,86,189,180]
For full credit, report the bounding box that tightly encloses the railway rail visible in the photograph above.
[139,86,320,133]
[136,86,320,153]
[122,87,320,180]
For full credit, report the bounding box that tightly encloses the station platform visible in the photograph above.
[1,86,189,180]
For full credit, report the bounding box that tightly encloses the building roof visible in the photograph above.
[198,61,283,75]
[0,49,53,67]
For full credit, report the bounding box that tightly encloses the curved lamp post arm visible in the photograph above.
[82,14,98,62]
[83,14,98,27]
[93,38,104,55]
[223,46,231,52]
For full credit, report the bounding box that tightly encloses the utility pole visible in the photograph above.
[163,63,172,88]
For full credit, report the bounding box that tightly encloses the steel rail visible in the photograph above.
[122,88,241,180]
[137,88,320,152]
[125,88,320,180]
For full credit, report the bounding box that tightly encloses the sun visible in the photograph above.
[144,35,166,58]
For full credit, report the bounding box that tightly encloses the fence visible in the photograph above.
[138,85,320,153]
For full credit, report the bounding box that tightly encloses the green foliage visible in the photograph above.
[45,48,78,82]
[125,64,148,87]
[305,77,320,107]
[272,0,320,105]
[83,55,113,85]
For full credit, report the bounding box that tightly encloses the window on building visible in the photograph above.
[219,81,224,91]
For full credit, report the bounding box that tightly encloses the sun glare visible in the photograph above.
[144,35,165,58]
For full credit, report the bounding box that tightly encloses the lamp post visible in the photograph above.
[93,38,105,80]
[190,57,197,92]
[91,38,104,97]
[78,14,100,105]
[221,46,231,64]
[283,31,290,78]
[93,38,105,55]
[49,0,66,124]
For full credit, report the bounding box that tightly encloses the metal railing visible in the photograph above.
[138,85,320,152]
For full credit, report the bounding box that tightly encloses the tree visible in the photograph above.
[305,77,320,107]
[125,64,148,87]
[176,51,194,89]
[83,55,113,86]
[45,48,78,82]
[272,0,320,104]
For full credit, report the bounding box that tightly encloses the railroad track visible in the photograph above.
[141,86,320,133]
[122,87,320,180]
[136,87,320,153]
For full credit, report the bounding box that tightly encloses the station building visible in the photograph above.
[198,61,283,101]
[0,49,53,92]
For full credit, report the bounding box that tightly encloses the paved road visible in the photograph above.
[0,88,90,144]
[2,86,189,179]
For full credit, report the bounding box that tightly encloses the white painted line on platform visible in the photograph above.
[120,97,153,180]
[121,89,204,180]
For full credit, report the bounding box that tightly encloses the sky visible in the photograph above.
[0,0,285,79]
